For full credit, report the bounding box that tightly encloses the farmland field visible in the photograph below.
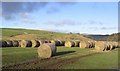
[1,28,119,69]
[1,47,119,69]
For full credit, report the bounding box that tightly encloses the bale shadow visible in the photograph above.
[55,51,75,56]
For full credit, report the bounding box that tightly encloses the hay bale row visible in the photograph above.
[0,40,21,47]
[20,40,51,48]
[38,43,57,58]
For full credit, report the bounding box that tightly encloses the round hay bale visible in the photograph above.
[38,43,57,58]
[79,41,90,48]
[95,41,110,51]
[0,40,7,47]
[31,40,40,48]
[6,40,13,47]
[73,40,80,47]
[20,40,32,48]
[12,40,19,47]
[51,40,60,46]
[65,41,75,47]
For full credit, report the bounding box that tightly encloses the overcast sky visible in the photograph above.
[1,2,118,35]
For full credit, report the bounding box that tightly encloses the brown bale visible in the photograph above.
[65,41,75,47]
[95,41,110,51]
[38,43,57,58]
[12,40,19,47]
[73,40,80,47]
[6,40,13,47]
[31,40,40,48]
[0,40,7,47]
[20,40,32,48]
[79,41,90,48]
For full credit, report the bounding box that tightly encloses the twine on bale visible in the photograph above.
[31,40,40,48]
[38,43,57,58]
[20,40,32,48]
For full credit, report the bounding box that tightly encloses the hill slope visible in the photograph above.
[1,28,93,41]
[85,33,119,41]
[105,33,119,41]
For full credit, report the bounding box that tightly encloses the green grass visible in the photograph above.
[62,49,118,69]
[2,47,37,66]
[1,28,67,39]
[1,47,119,69]
[1,28,92,41]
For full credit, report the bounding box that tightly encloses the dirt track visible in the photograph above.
[2,52,100,69]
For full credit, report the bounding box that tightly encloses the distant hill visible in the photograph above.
[1,28,93,41]
[105,33,119,41]
[88,35,109,41]
[84,33,119,41]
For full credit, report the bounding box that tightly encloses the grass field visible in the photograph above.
[1,28,119,69]
[1,47,119,69]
